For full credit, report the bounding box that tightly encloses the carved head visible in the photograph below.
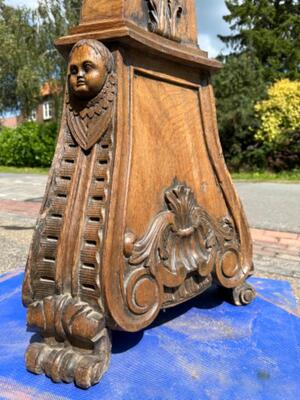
[68,39,114,101]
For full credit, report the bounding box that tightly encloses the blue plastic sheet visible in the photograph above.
[0,270,299,400]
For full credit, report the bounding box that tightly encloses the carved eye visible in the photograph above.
[70,65,78,75]
[83,62,93,73]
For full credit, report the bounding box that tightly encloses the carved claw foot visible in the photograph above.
[26,332,111,388]
[232,282,256,306]
[26,295,111,388]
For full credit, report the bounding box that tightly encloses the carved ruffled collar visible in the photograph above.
[66,72,117,151]
[66,73,117,120]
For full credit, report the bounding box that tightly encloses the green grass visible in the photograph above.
[232,170,300,182]
[0,166,49,174]
[1,165,300,182]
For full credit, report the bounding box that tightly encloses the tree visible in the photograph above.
[0,1,41,116]
[33,0,81,118]
[0,0,81,118]
[219,0,300,81]
[213,53,267,169]
[213,0,300,170]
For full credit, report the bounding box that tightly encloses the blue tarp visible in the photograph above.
[0,270,299,400]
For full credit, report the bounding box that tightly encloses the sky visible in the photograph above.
[5,0,231,57]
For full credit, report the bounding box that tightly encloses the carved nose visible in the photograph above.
[77,69,85,78]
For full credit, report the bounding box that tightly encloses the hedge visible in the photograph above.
[0,121,57,167]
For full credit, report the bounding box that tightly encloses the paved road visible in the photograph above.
[0,173,300,300]
[236,182,300,233]
[0,173,47,202]
[0,174,299,233]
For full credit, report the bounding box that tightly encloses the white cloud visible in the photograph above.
[197,0,231,56]
[5,0,38,8]
[198,33,218,58]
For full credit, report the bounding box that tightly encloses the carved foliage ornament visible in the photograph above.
[146,0,183,42]
[124,180,249,322]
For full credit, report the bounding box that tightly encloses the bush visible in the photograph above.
[255,79,300,143]
[0,121,57,167]
[223,79,300,172]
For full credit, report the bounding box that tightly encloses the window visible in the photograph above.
[43,101,53,120]
[29,110,37,121]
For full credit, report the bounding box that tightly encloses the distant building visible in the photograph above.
[32,81,61,123]
[1,81,61,128]
[0,115,22,128]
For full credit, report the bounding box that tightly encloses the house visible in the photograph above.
[32,81,60,123]
[0,115,22,128]
[0,81,61,127]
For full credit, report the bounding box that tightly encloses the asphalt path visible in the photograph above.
[0,173,299,233]
[236,182,300,233]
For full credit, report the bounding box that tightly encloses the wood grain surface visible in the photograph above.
[22,0,255,389]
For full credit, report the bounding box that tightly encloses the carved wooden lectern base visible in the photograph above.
[22,0,255,389]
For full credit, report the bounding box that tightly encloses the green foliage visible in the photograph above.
[0,121,57,167]
[214,0,300,171]
[255,79,300,142]
[0,0,81,118]
[0,1,41,116]
[220,0,300,81]
[263,128,300,171]
[213,53,267,169]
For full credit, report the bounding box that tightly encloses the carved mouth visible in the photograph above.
[77,80,86,87]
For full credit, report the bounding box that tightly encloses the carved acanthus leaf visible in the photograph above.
[126,179,238,283]
[124,179,246,317]
[145,0,183,42]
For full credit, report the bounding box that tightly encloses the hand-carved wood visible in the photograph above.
[146,0,183,41]
[232,283,256,306]
[26,295,111,388]
[124,179,249,313]
[23,0,256,389]
[23,39,117,388]
[66,40,117,150]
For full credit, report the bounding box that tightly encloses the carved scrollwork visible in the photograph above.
[125,268,162,317]
[145,0,183,42]
[232,283,256,306]
[124,179,248,310]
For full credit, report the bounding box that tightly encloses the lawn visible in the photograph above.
[231,169,300,182]
[1,166,300,182]
[0,166,49,174]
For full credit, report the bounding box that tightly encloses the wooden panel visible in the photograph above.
[125,0,198,44]
[79,0,198,45]
[126,69,228,237]
[80,0,123,24]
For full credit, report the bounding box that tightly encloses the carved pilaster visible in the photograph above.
[23,40,117,388]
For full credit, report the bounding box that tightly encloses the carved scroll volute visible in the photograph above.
[146,0,183,41]
[121,180,251,327]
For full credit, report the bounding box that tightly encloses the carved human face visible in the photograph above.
[68,45,107,100]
